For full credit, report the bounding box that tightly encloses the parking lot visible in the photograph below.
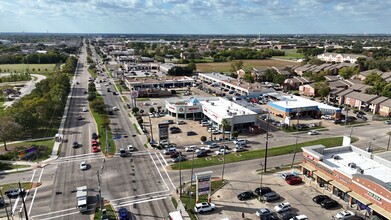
[198,173,348,220]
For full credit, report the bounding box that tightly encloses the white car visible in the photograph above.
[127,145,134,152]
[274,202,291,213]
[112,106,118,111]
[185,145,198,152]
[233,145,245,152]
[335,210,355,220]
[308,130,319,135]
[215,149,229,155]
[233,139,247,145]
[194,202,215,213]
[82,107,88,112]
[195,147,209,153]
[80,161,88,170]
[290,215,308,220]
[208,143,219,148]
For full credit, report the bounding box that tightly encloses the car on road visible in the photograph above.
[80,161,88,170]
[77,115,84,120]
[286,176,302,185]
[312,195,330,204]
[92,146,99,153]
[187,131,197,136]
[91,139,98,145]
[237,191,255,201]
[308,130,319,135]
[194,202,215,213]
[262,192,280,202]
[5,188,24,198]
[320,199,339,209]
[73,141,79,148]
[256,208,273,217]
[185,145,198,152]
[118,207,129,220]
[172,156,187,163]
[82,107,88,112]
[119,148,127,157]
[254,187,272,196]
[233,139,247,145]
[127,145,134,152]
[215,149,229,155]
[280,173,297,180]
[274,202,291,213]
[92,132,98,140]
[208,143,219,148]
[289,214,308,220]
[385,120,391,125]
[335,210,355,219]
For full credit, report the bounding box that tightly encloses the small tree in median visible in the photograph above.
[200,136,207,143]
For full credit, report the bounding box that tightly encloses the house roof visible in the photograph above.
[338,89,354,96]
[380,99,391,108]
[350,83,367,91]
[346,91,378,102]
[329,87,347,95]
[381,72,391,80]
[329,80,349,88]
[359,69,383,77]
[325,75,340,82]
[370,96,389,105]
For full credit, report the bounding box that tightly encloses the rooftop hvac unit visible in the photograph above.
[348,163,356,168]
[356,168,364,174]
[211,102,215,105]
[331,155,340,160]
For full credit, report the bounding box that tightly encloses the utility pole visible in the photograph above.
[96,171,103,211]
[221,149,226,181]
[19,182,28,220]
[190,151,195,187]
[0,187,10,220]
[344,108,349,126]
[387,132,391,151]
[179,158,182,198]
[291,135,299,168]
[148,114,154,142]
[264,111,270,173]
[259,163,264,188]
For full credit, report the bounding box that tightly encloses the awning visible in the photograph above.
[348,191,372,206]
[369,204,391,219]
[313,170,333,182]
[330,180,351,193]
[300,163,316,172]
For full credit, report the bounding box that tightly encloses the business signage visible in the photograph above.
[158,123,169,142]
[367,191,381,202]
[195,171,213,202]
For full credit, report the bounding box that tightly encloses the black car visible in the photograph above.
[169,126,180,131]
[196,151,208,158]
[0,197,4,207]
[312,195,330,204]
[187,131,197,136]
[171,129,181,134]
[126,104,132,109]
[278,211,296,220]
[72,141,79,148]
[237,191,255,201]
[320,199,339,209]
[254,187,272,196]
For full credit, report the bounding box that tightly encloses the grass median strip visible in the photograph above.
[171,136,349,170]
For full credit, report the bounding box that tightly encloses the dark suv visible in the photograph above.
[254,187,272,196]
[320,199,339,209]
[237,191,255,201]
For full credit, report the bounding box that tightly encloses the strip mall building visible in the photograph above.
[301,137,391,220]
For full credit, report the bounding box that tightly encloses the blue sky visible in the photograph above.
[0,0,389,34]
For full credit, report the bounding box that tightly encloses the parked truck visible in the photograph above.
[76,186,88,213]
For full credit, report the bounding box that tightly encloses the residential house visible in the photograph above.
[369,96,389,115]
[299,84,316,97]
[317,53,366,63]
[294,64,313,76]
[343,91,378,110]
[250,68,267,82]
[378,99,391,117]
[356,69,383,81]
[283,76,312,90]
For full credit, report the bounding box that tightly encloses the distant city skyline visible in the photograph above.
[0,0,390,35]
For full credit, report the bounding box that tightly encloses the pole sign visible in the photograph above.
[195,171,212,203]
[158,123,169,142]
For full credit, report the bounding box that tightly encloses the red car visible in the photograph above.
[286,176,302,185]
[91,140,98,145]
[92,146,100,153]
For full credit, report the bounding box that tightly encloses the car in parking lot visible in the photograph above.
[312,195,330,204]
[335,210,355,219]
[280,173,297,180]
[254,187,272,196]
[279,211,297,220]
[286,176,302,185]
[215,149,229,155]
[262,192,280,202]
[384,120,391,125]
[170,151,181,158]
[208,143,219,148]
[187,131,197,136]
[164,120,174,124]
[233,139,247,145]
[194,202,215,213]
[320,199,339,209]
[177,120,186,125]
[274,202,291,212]
[289,214,308,220]
[185,145,198,152]
[163,147,176,155]
[170,128,181,134]
[308,130,319,135]
[92,146,99,153]
[256,208,273,217]
[80,161,88,170]
[0,197,4,206]
[237,191,255,200]
[171,156,187,163]
[73,141,79,148]
[127,145,134,152]
[196,151,208,158]
[233,145,245,152]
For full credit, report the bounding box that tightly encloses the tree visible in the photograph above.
[363,73,383,86]
[0,116,21,151]
[339,66,359,79]
[382,84,391,98]
[200,136,207,143]
[187,62,197,72]
[313,81,330,98]
[231,131,239,139]
[131,107,139,115]
[149,107,156,113]
[243,72,254,83]
[220,119,230,140]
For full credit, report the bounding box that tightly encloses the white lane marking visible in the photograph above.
[57,152,102,160]
[150,153,169,191]
[38,211,80,220]
[13,169,37,214]
[159,152,168,166]
[28,167,45,216]
[56,155,103,164]
[30,207,78,218]
[114,195,169,208]
[30,169,37,182]
[111,189,168,202]
[155,152,176,189]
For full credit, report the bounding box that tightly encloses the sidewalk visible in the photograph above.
[172,192,192,220]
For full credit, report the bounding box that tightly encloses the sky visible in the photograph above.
[0,0,390,35]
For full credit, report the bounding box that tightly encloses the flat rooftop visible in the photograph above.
[199,98,257,118]
[270,95,340,110]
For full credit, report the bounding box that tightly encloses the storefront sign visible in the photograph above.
[334,174,351,184]
[367,192,381,202]
[304,156,334,175]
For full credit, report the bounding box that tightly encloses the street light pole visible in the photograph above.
[264,111,270,173]
[179,158,182,198]
[105,129,108,156]
[259,162,264,188]
[0,187,10,220]
[190,151,195,187]
[387,133,391,151]
[291,135,299,168]
[148,113,154,142]
[221,150,226,181]
[19,182,28,220]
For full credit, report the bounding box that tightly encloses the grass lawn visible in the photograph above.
[133,123,141,135]
[274,49,305,60]
[0,64,56,73]
[88,68,97,78]
[90,109,116,155]
[136,98,150,101]
[94,204,116,220]
[195,59,295,73]
[0,163,29,171]
[0,182,32,191]
[171,137,350,170]
[180,180,224,220]
[3,139,55,162]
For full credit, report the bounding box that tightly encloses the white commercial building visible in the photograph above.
[165,97,258,132]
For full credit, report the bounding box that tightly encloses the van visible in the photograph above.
[262,192,280,202]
